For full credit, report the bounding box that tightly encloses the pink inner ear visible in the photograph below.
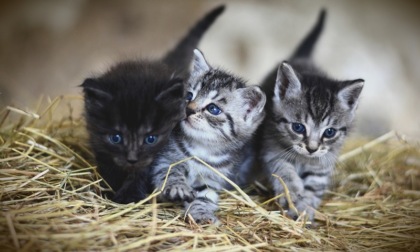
[248,97,258,109]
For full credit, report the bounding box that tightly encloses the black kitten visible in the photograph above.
[82,5,225,203]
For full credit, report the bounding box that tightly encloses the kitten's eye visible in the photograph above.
[186,92,193,102]
[108,134,123,144]
[323,128,337,138]
[291,123,306,134]
[144,135,158,145]
[206,103,222,115]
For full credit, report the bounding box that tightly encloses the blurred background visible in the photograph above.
[0,0,419,138]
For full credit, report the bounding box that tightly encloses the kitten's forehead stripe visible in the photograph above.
[325,116,331,125]
[210,90,219,100]
[201,69,246,92]
[192,80,201,91]
[305,85,335,125]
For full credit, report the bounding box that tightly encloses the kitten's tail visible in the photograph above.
[290,9,326,60]
[162,5,225,76]
[260,9,326,98]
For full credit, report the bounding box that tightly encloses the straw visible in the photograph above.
[1,96,420,251]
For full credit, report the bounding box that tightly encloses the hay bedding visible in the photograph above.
[1,96,420,251]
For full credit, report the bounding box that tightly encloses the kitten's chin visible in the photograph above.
[180,121,217,143]
[113,157,153,172]
[293,146,328,159]
[181,119,195,129]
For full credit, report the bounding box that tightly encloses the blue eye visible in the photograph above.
[291,123,306,134]
[206,103,222,115]
[186,92,193,101]
[144,135,158,145]
[323,128,337,138]
[108,134,123,144]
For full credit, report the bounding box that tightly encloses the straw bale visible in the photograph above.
[1,96,419,251]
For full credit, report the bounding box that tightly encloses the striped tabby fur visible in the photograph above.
[258,10,364,221]
[151,49,266,223]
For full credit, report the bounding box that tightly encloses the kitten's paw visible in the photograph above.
[277,190,299,209]
[277,192,314,221]
[190,211,219,225]
[280,199,314,222]
[163,183,196,202]
[112,180,148,204]
[185,201,218,224]
[292,201,315,222]
[113,193,142,204]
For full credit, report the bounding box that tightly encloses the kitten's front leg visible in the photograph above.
[268,161,307,219]
[294,169,332,221]
[153,163,196,202]
[112,171,149,204]
[184,187,219,224]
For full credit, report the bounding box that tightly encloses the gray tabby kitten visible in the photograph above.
[150,49,266,224]
[258,10,364,221]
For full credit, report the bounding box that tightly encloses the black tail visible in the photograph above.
[290,9,326,59]
[163,5,225,77]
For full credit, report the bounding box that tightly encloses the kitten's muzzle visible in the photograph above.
[127,158,138,165]
[127,151,138,164]
[306,146,318,154]
[186,107,196,117]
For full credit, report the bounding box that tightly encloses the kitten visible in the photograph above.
[258,9,364,221]
[81,5,225,203]
[150,49,266,224]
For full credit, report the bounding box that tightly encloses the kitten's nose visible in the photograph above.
[127,158,138,164]
[127,151,138,164]
[186,107,196,117]
[306,146,318,154]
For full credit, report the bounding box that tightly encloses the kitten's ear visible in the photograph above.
[274,62,301,101]
[240,86,267,123]
[81,78,113,103]
[191,49,211,76]
[338,79,364,111]
[155,78,184,102]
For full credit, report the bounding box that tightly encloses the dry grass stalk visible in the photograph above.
[1,96,420,251]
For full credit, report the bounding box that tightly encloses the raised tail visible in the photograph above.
[162,5,225,77]
[290,9,326,59]
[260,9,326,98]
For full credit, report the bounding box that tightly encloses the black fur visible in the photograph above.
[291,9,326,59]
[163,5,225,78]
[82,5,225,203]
